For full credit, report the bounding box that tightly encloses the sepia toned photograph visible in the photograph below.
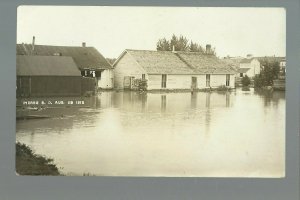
[16,6,286,177]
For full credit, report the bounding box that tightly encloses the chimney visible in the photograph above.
[82,42,86,47]
[32,36,35,52]
[206,44,211,54]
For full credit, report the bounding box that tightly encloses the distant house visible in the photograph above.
[238,54,261,78]
[17,55,91,97]
[279,58,286,74]
[113,47,236,90]
[222,56,243,71]
[17,39,113,89]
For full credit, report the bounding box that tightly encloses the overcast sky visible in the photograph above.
[17,6,286,59]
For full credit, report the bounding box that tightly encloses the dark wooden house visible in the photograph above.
[17,41,113,89]
[17,55,95,97]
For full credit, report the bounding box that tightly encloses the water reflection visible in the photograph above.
[205,93,211,135]
[16,89,285,177]
[255,90,285,108]
[191,93,197,109]
[226,92,230,107]
[161,95,167,112]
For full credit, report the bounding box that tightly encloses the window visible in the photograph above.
[240,73,243,77]
[226,74,230,86]
[161,74,167,88]
[142,74,145,80]
[206,74,210,87]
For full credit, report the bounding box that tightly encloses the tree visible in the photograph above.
[156,38,171,51]
[176,35,189,51]
[156,34,210,53]
[241,75,251,87]
[253,74,264,88]
[190,40,204,52]
[169,34,189,51]
[254,59,280,88]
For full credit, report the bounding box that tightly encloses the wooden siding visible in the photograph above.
[148,74,235,90]
[17,76,96,97]
[239,59,261,78]
[114,53,147,89]
[114,52,235,90]
[97,69,114,89]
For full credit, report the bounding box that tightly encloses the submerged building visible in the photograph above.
[113,47,236,90]
[17,38,113,90]
[238,54,261,78]
[16,55,96,97]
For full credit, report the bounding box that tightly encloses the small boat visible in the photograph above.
[16,106,50,120]
[16,115,50,120]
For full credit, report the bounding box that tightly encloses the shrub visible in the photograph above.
[138,79,148,91]
[16,142,61,175]
[254,74,263,88]
[241,75,251,87]
[254,59,280,88]
[217,85,229,91]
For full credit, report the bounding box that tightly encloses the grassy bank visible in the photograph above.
[16,142,61,175]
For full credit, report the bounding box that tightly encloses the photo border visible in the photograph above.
[0,0,299,199]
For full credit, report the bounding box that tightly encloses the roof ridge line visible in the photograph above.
[173,52,196,72]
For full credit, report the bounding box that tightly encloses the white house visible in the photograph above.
[237,54,261,78]
[113,48,236,90]
[279,58,286,74]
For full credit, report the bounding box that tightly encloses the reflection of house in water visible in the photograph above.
[96,92,114,108]
[111,92,148,112]
[205,93,211,108]
[141,94,148,112]
[204,93,211,134]
[109,90,235,114]
[161,95,167,112]
[190,93,197,109]
[226,93,230,107]
[254,90,285,108]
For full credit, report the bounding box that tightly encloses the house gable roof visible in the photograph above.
[222,58,243,70]
[176,52,236,74]
[238,68,251,73]
[240,58,256,64]
[114,49,235,75]
[17,44,112,70]
[125,50,195,74]
[17,55,81,76]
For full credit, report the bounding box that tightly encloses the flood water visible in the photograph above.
[16,89,285,177]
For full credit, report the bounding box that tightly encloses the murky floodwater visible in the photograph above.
[16,88,285,177]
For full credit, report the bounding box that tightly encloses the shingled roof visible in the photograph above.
[115,50,235,75]
[17,55,81,76]
[16,44,112,70]
[238,68,250,73]
[124,50,195,74]
[176,52,236,74]
[240,58,256,64]
[222,58,243,70]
